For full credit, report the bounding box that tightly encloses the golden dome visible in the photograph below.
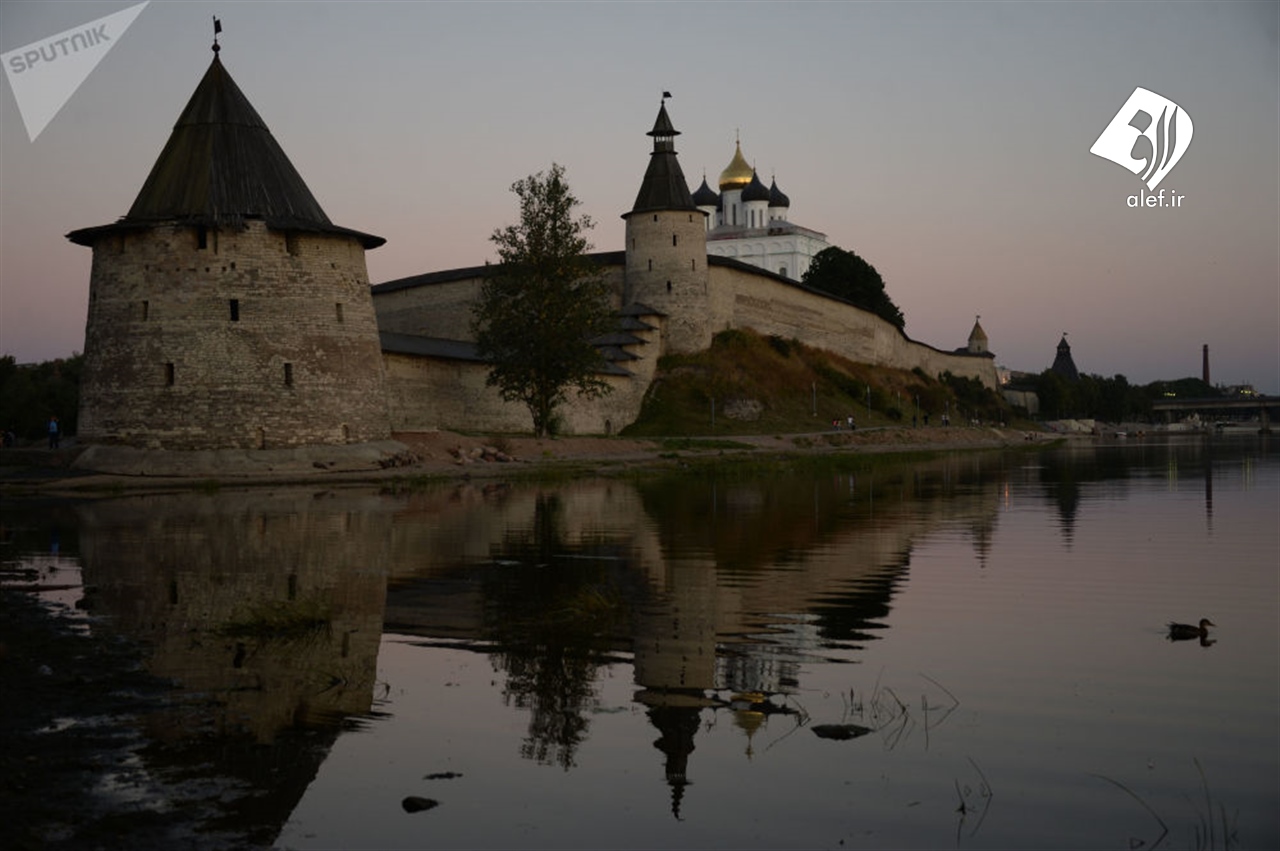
[718,141,753,191]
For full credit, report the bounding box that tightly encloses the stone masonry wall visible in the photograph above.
[371,255,997,436]
[377,267,627,342]
[711,265,1000,389]
[383,309,659,436]
[624,210,711,353]
[79,220,392,450]
[373,277,486,338]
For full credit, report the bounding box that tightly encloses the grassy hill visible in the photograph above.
[621,328,1010,438]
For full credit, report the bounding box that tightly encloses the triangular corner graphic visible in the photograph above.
[1,1,149,142]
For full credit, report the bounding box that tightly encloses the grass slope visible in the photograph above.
[622,328,1009,438]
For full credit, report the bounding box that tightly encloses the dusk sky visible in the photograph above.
[2,1,1276,392]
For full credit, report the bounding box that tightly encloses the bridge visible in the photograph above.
[1150,395,1276,431]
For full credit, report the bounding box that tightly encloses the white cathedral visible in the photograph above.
[691,138,831,281]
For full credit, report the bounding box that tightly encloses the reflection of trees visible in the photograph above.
[636,475,847,574]
[808,555,909,644]
[635,460,997,577]
[482,491,646,769]
[1032,439,1234,542]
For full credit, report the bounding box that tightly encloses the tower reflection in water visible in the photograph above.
[74,489,392,844]
[385,459,997,818]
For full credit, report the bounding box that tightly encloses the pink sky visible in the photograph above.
[2,1,1277,391]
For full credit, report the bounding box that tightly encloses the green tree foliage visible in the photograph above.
[0,353,82,443]
[801,246,905,329]
[472,164,615,436]
[1033,370,1201,421]
[941,371,1008,422]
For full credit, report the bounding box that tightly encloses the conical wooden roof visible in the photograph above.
[628,101,696,215]
[70,54,383,248]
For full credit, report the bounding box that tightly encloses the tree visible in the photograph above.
[802,246,905,329]
[472,164,615,437]
[0,353,82,441]
[1036,369,1075,419]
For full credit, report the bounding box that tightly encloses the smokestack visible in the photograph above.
[1202,344,1210,386]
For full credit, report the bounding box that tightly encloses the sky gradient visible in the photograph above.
[2,0,1277,392]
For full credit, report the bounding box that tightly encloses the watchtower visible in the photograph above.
[67,44,392,450]
[622,98,710,354]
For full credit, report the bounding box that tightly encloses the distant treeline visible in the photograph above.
[1030,371,1221,422]
[0,354,82,443]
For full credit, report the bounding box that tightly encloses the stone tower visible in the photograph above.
[622,99,710,354]
[67,47,392,451]
[1051,334,1080,382]
[967,316,989,354]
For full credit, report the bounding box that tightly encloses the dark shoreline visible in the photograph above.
[0,426,1057,497]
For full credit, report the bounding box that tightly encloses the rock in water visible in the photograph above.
[401,796,439,813]
[812,723,873,741]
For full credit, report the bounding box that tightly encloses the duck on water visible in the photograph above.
[1168,618,1215,642]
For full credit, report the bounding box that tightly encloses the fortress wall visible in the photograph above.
[80,221,391,450]
[376,265,646,435]
[711,265,1000,389]
[374,258,997,435]
[384,324,656,437]
[374,267,628,343]
[384,353,528,433]
[374,276,487,340]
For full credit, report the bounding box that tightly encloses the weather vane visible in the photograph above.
[212,16,222,53]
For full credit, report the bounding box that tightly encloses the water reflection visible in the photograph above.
[380,455,1009,819]
[7,434,1273,848]
[67,489,393,846]
[1029,435,1246,542]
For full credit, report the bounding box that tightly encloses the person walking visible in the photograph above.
[48,415,60,449]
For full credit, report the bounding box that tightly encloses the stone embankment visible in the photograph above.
[447,444,518,466]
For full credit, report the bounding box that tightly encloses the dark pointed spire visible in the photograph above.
[1051,333,1080,381]
[629,99,696,214]
[648,101,680,151]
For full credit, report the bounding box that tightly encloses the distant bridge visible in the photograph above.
[1150,396,1276,430]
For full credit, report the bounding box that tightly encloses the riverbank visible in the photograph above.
[0,425,1051,494]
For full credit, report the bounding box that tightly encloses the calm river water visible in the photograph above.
[4,435,1278,849]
